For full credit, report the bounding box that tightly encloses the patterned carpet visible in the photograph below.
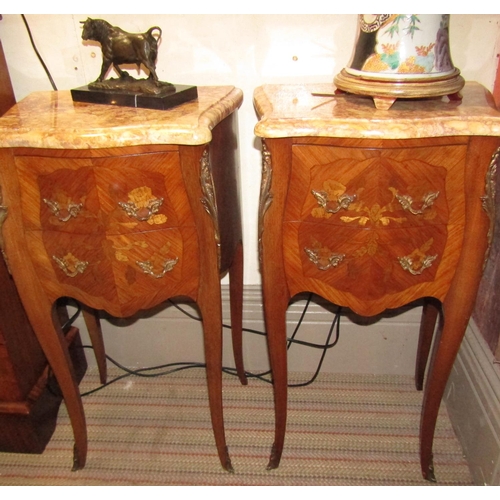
[0,367,473,486]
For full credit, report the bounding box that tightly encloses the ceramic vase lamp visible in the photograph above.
[334,14,465,109]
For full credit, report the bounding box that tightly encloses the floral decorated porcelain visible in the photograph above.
[334,15,465,109]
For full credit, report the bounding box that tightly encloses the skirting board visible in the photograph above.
[445,319,500,485]
[71,285,424,376]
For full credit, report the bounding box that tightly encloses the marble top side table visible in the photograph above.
[0,86,245,471]
[254,82,500,481]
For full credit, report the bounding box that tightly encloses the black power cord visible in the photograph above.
[71,294,342,396]
[61,300,82,333]
[167,295,342,387]
[21,14,58,91]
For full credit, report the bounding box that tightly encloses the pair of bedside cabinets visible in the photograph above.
[1,82,500,481]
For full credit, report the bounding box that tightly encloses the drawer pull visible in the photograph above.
[395,191,439,215]
[52,254,89,277]
[118,197,164,222]
[43,199,83,222]
[136,257,179,279]
[398,254,437,275]
[305,247,345,271]
[312,190,356,214]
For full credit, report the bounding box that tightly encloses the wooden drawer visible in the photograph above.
[106,227,200,313]
[16,157,102,233]
[15,151,194,234]
[25,227,199,317]
[286,144,467,228]
[25,230,116,307]
[300,224,446,293]
[284,221,449,302]
[92,153,193,233]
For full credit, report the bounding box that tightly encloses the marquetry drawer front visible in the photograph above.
[15,157,102,232]
[92,153,193,233]
[24,227,200,317]
[284,222,448,301]
[15,151,193,234]
[286,144,467,229]
[106,227,199,312]
[25,230,117,305]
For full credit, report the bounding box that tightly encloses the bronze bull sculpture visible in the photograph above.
[81,18,162,83]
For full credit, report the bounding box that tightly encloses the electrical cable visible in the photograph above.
[72,294,342,395]
[289,305,341,387]
[168,296,341,350]
[21,14,58,91]
[166,294,342,385]
[79,357,207,397]
[60,299,82,333]
[58,295,339,391]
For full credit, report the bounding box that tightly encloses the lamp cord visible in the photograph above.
[72,294,342,396]
[21,14,58,91]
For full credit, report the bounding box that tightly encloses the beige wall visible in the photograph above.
[1,14,499,285]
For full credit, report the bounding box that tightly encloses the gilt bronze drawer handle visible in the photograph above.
[312,190,356,214]
[118,197,164,222]
[52,254,89,277]
[304,247,345,271]
[43,199,83,222]
[395,191,439,215]
[398,254,437,275]
[136,257,179,279]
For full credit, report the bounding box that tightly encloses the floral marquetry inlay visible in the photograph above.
[352,232,380,258]
[52,252,89,278]
[112,239,149,262]
[294,143,451,232]
[310,181,440,227]
[118,186,167,225]
[397,238,437,276]
[338,191,408,227]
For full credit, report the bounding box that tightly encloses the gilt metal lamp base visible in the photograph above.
[334,69,465,110]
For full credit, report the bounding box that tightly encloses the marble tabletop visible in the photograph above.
[254,82,500,140]
[0,86,243,149]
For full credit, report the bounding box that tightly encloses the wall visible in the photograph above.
[445,319,500,485]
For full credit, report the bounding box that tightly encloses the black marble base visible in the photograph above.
[71,83,198,110]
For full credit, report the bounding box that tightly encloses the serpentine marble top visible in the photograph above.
[254,82,500,139]
[0,86,243,149]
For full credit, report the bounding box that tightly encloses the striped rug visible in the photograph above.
[0,367,473,486]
